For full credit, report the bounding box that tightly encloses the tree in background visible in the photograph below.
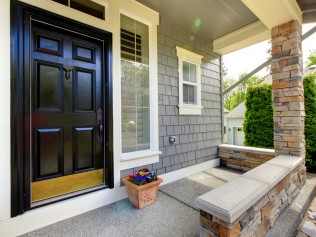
[306,50,316,67]
[243,84,273,148]
[223,73,263,111]
[223,78,235,111]
[304,73,316,170]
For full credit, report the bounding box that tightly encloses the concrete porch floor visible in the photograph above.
[20,167,316,237]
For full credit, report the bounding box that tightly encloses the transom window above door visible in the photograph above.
[50,0,106,20]
[176,46,203,115]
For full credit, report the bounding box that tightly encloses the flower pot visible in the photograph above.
[122,177,163,209]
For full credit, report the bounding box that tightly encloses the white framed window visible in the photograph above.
[120,13,160,163]
[176,46,203,115]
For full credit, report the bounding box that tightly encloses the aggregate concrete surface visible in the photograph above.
[21,167,241,237]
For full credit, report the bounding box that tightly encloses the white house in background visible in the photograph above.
[223,108,230,144]
[225,66,316,146]
[226,75,272,146]
[226,102,246,146]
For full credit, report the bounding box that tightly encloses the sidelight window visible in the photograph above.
[120,14,150,154]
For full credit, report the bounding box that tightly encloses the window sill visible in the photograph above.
[120,150,161,170]
[178,105,203,115]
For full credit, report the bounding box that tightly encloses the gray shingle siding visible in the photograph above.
[120,17,222,178]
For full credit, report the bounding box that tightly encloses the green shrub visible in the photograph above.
[304,73,316,170]
[243,84,274,148]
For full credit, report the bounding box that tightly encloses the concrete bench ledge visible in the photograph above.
[218,144,275,155]
[195,155,303,224]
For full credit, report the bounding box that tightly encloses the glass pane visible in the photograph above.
[190,63,197,82]
[38,64,61,109]
[183,61,190,82]
[121,60,136,107]
[51,0,68,6]
[136,64,150,107]
[137,108,150,150]
[122,107,137,153]
[188,85,196,104]
[183,84,196,104]
[70,0,104,20]
[121,14,149,65]
[183,84,189,103]
[121,14,150,153]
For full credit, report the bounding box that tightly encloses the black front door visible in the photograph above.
[11,2,113,215]
[12,2,113,216]
[29,19,107,203]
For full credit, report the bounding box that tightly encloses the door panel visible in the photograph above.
[73,127,95,171]
[30,19,104,203]
[36,62,63,111]
[35,128,63,180]
[73,69,95,111]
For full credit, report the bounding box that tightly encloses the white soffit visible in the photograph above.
[242,0,302,29]
[213,0,302,55]
[213,21,270,55]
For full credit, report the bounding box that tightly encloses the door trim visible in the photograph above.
[11,0,113,217]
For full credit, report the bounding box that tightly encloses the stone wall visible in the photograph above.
[271,20,305,158]
[199,162,306,237]
[121,16,222,178]
[219,144,275,171]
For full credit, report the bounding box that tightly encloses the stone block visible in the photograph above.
[288,101,304,110]
[272,50,291,59]
[273,71,290,80]
[274,105,289,111]
[200,215,220,234]
[255,219,271,237]
[199,226,216,237]
[219,223,241,237]
[282,38,299,51]
[279,59,287,67]
[272,81,289,89]
[291,69,302,77]
[272,46,282,54]
[261,197,276,219]
[278,96,303,102]
[286,56,299,66]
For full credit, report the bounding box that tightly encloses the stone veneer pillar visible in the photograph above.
[271,20,305,159]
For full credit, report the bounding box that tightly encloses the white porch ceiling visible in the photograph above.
[136,0,258,40]
[136,0,316,55]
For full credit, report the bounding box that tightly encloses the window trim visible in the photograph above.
[119,10,160,165]
[176,46,203,115]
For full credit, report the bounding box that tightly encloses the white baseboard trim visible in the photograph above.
[0,158,219,237]
[159,158,220,185]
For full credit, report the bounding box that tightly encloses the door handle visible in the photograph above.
[97,108,103,143]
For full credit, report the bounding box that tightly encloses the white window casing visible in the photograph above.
[176,46,203,115]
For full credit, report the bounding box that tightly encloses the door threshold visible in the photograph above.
[31,184,108,208]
